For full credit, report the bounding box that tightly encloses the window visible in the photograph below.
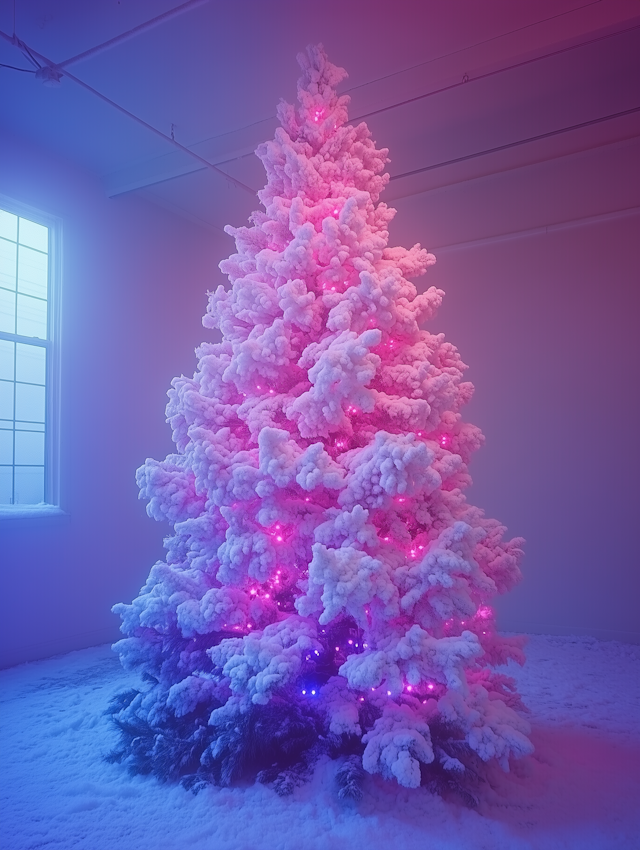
[0,201,60,510]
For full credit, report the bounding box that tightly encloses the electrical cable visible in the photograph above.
[0,62,35,72]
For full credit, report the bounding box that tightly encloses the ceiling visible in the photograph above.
[1,0,639,233]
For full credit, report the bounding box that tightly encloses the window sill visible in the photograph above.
[0,505,68,520]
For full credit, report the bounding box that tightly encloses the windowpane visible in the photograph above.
[0,211,18,241]
[0,340,14,380]
[0,287,16,333]
[16,293,47,339]
[0,239,17,290]
[14,465,44,504]
[16,343,46,385]
[0,206,54,509]
[0,379,14,419]
[18,218,48,252]
[15,382,45,422]
[15,429,45,465]
[18,245,48,299]
[0,428,13,464]
[0,466,12,503]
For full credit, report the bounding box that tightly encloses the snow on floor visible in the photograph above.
[1,635,639,850]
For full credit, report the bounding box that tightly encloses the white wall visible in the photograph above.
[0,130,229,668]
[392,136,640,643]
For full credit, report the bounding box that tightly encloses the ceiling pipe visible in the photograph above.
[389,105,640,183]
[57,0,210,69]
[0,27,255,197]
[354,22,640,123]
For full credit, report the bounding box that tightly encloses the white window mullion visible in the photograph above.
[0,199,60,512]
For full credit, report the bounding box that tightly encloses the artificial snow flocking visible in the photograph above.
[111,44,533,798]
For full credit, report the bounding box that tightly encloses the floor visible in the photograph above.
[1,634,639,850]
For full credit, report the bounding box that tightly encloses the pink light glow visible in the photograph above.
[427,683,434,690]
[477,606,492,619]
[440,434,451,448]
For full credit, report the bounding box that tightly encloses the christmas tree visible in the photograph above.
[110,45,533,798]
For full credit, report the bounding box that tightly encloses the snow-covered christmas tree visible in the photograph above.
[110,45,533,799]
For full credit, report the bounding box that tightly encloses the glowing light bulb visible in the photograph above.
[348,640,353,645]
[311,689,316,695]
[427,683,434,691]
[314,650,320,656]
[302,689,307,695]
[359,697,364,702]
[387,690,391,696]
[406,685,412,691]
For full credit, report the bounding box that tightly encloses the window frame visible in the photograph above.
[0,194,62,517]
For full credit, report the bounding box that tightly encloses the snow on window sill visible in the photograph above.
[0,505,67,520]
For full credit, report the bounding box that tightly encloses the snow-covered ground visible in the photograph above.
[1,634,639,850]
